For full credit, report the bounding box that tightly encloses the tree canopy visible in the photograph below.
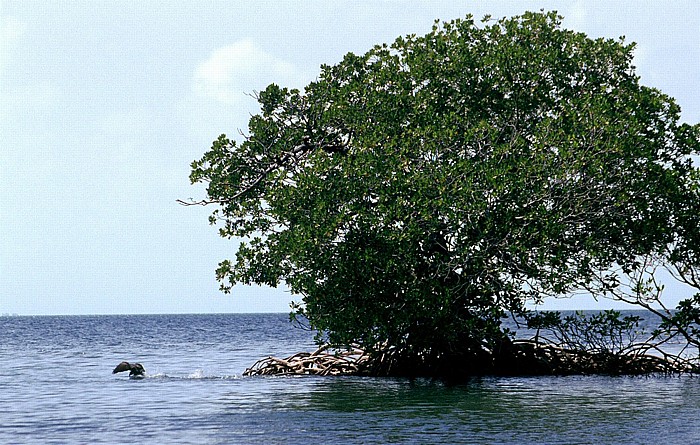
[184,11,700,376]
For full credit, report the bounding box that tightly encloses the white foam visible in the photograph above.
[187,369,205,379]
[123,370,240,380]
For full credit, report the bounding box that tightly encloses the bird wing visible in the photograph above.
[113,361,132,374]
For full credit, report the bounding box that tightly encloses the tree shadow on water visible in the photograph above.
[291,376,503,414]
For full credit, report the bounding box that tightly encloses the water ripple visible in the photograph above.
[2,314,700,444]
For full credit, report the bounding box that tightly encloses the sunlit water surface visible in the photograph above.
[1,313,698,444]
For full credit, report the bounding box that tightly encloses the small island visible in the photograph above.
[182,12,700,378]
[243,310,698,377]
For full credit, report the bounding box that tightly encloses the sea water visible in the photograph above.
[1,313,699,444]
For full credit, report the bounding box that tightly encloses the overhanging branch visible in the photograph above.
[178,136,348,207]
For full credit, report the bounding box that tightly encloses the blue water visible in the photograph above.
[1,313,699,444]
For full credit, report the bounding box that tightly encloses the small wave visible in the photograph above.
[188,369,205,379]
[144,371,240,381]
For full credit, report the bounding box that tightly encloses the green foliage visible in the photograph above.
[654,294,700,346]
[672,295,700,333]
[187,11,700,373]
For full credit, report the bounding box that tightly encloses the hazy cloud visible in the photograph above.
[193,39,307,105]
[564,0,588,31]
[0,14,24,73]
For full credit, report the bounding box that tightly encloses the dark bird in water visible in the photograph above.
[113,361,145,378]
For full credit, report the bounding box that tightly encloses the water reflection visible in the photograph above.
[4,315,700,445]
[210,375,700,445]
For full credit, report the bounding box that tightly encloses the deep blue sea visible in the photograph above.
[1,312,699,444]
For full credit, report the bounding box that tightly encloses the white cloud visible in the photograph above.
[193,39,307,105]
[1,80,58,115]
[565,0,588,32]
[0,14,25,73]
[0,14,24,42]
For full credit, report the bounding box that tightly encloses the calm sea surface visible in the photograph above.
[1,313,699,444]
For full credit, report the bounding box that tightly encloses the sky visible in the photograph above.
[1,1,699,315]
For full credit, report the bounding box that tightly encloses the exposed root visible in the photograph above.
[243,340,699,378]
[508,339,697,376]
[243,345,370,376]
